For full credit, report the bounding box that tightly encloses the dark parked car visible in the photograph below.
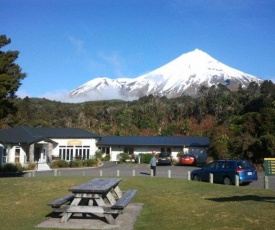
[157,152,172,165]
[191,160,258,185]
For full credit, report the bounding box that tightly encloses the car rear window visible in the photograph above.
[237,161,253,169]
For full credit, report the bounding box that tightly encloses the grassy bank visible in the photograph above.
[0,176,275,230]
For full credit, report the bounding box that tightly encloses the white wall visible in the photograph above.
[50,138,97,158]
[2,145,27,165]
[108,146,185,161]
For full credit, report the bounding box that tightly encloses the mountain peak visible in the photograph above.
[70,50,263,101]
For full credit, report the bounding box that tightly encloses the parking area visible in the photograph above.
[24,161,275,190]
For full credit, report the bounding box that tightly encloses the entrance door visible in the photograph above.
[34,145,47,163]
[34,147,41,162]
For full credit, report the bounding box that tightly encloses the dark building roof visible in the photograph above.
[97,136,210,147]
[0,126,102,145]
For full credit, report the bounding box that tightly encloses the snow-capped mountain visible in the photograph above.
[70,49,262,101]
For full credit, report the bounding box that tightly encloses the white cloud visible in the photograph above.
[16,90,31,98]
[17,87,135,103]
[68,35,86,55]
[98,51,126,78]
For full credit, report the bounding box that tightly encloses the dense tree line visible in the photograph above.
[3,80,274,164]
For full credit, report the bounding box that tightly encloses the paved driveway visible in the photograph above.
[26,162,275,190]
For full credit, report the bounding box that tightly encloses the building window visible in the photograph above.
[124,147,133,155]
[59,145,91,161]
[15,146,20,163]
[3,147,8,163]
[98,147,110,154]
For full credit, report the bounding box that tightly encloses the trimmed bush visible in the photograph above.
[51,160,59,168]
[117,153,130,163]
[83,158,97,167]
[56,160,69,168]
[138,153,152,164]
[95,150,103,160]
[69,160,83,168]
[25,162,36,170]
[1,163,22,172]
[102,154,110,161]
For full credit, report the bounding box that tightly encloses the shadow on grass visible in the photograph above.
[206,195,275,203]
[0,171,26,177]
[45,211,116,224]
[140,172,150,175]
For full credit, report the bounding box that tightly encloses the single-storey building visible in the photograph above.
[0,126,210,168]
[96,136,210,161]
[0,126,102,169]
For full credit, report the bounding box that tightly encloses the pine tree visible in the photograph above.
[0,35,26,127]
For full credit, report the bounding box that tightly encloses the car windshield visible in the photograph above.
[159,153,170,157]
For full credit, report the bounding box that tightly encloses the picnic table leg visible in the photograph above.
[61,197,81,223]
[104,214,116,224]
[106,191,116,205]
[113,185,123,199]
[94,197,106,206]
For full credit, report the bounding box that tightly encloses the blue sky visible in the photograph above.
[1,0,275,101]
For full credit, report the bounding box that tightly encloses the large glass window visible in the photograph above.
[59,145,91,161]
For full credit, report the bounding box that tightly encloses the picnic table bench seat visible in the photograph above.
[104,189,137,217]
[47,194,74,208]
[111,189,137,210]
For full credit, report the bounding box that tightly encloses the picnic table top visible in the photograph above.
[68,178,122,194]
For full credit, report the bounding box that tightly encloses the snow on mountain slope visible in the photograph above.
[70,49,262,101]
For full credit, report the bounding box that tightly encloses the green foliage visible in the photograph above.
[210,133,231,159]
[117,153,130,163]
[25,162,36,170]
[0,35,26,127]
[56,160,69,168]
[50,160,59,168]
[138,153,152,164]
[102,154,110,161]
[69,160,83,167]
[83,158,97,167]
[95,149,103,159]
[161,123,179,136]
[1,163,22,172]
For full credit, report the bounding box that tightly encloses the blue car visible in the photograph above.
[191,160,258,185]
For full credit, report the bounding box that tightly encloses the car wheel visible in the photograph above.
[241,182,250,186]
[223,177,232,185]
[193,175,200,181]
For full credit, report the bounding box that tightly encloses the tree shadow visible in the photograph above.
[206,195,275,203]
[0,171,26,177]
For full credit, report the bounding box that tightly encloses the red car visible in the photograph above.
[180,154,196,165]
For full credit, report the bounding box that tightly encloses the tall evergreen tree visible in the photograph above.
[0,35,26,127]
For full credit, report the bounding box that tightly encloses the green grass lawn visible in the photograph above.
[0,176,275,230]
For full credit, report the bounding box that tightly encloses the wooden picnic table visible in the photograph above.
[48,178,136,224]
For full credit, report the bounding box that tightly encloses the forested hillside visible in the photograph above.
[4,80,275,164]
